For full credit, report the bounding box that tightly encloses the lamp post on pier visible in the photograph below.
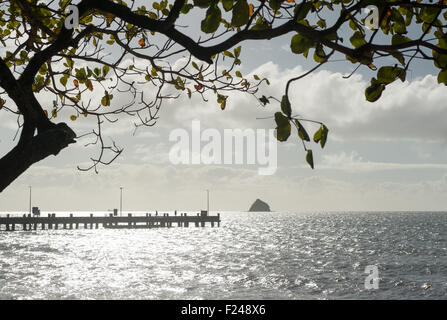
[28,186,32,215]
[206,189,210,214]
[120,187,123,217]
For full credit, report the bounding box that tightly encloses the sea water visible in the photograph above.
[0,211,446,299]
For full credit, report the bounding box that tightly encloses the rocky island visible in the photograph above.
[248,199,271,212]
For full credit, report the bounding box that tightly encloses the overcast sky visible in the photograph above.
[1,3,447,212]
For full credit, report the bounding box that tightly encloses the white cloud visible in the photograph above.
[321,151,447,172]
[3,61,447,211]
[283,69,447,142]
[141,61,447,144]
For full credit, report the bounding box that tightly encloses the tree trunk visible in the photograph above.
[0,123,76,192]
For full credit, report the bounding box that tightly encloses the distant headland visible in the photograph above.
[248,199,271,212]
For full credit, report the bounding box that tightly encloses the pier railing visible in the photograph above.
[0,212,221,231]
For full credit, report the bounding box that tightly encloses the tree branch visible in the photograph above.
[0,123,76,192]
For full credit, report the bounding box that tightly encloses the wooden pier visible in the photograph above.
[0,212,220,232]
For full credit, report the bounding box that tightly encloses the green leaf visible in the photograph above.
[274,111,289,127]
[438,37,447,50]
[234,46,241,58]
[201,5,221,33]
[392,52,405,66]
[420,7,440,24]
[251,19,270,31]
[295,120,310,142]
[437,70,447,85]
[59,75,68,86]
[269,0,282,11]
[193,0,212,9]
[313,126,323,143]
[317,19,327,29]
[392,34,411,45]
[75,68,87,82]
[391,8,406,34]
[276,125,291,142]
[433,51,447,69]
[223,51,234,58]
[320,125,329,148]
[181,3,194,14]
[365,82,385,102]
[217,94,227,110]
[313,43,327,63]
[222,0,234,11]
[231,0,249,27]
[101,90,113,106]
[259,95,270,105]
[306,149,314,169]
[350,31,366,48]
[295,2,313,21]
[102,65,110,76]
[377,66,405,84]
[280,95,291,117]
[274,112,291,142]
[290,33,313,55]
